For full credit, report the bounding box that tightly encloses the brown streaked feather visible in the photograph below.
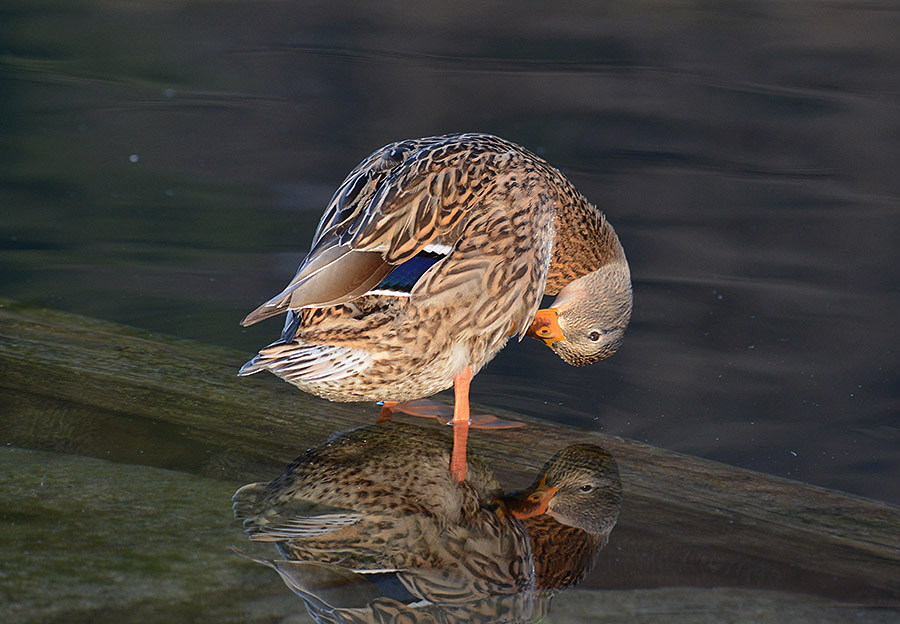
[310,136,448,247]
[328,136,503,264]
[542,173,626,295]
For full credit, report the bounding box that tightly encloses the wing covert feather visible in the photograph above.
[316,133,522,267]
[243,133,559,324]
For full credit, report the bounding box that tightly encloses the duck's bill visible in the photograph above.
[526,308,566,347]
[503,476,559,519]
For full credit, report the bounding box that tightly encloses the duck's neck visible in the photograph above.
[545,187,626,295]
[523,514,608,590]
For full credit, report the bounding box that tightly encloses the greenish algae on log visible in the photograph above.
[1,300,899,609]
[0,447,300,624]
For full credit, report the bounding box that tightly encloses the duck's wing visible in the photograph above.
[240,133,534,326]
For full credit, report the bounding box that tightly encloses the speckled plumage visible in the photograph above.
[232,422,622,623]
[233,422,533,597]
[239,132,631,402]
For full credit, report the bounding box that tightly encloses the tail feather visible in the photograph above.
[238,340,370,384]
[232,482,268,521]
[237,355,266,376]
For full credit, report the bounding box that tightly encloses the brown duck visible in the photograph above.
[238,133,632,480]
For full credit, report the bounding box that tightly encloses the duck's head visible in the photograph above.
[503,444,622,535]
[526,261,632,366]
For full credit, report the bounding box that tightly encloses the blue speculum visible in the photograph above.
[375,252,443,293]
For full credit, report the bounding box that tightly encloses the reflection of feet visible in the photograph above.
[375,367,523,483]
[390,398,452,420]
[391,399,525,429]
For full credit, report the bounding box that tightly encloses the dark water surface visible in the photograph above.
[1,2,899,617]
[4,0,896,502]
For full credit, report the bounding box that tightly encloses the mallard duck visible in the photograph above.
[238,133,632,480]
[232,422,622,623]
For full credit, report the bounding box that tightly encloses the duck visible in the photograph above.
[232,421,622,623]
[238,133,633,480]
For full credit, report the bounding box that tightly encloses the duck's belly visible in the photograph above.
[288,334,509,404]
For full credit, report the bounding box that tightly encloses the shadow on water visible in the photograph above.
[231,421,621,623]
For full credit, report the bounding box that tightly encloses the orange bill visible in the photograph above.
[525,308,565,346]
[503,476,559,519]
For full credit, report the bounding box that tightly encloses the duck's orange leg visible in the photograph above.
[449,365,472,482]
[376,401,398,423]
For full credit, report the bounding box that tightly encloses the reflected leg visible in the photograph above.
[449,365,472,482]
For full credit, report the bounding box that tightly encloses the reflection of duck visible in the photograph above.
[234,422,532,595]
[238,133,632,480]
[502,444,622,590]
[233,422,622,623]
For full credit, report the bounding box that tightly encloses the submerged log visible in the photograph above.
[1,300,898,608]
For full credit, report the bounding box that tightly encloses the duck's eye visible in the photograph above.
[580,484,593,492]
[588,331,601,342]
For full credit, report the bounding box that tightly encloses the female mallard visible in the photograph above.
[232,422,622,622]
[239,133,632,479]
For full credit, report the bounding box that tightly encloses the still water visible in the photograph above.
[1,0,899,621]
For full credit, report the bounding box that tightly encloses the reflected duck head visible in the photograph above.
[503,443,622,535]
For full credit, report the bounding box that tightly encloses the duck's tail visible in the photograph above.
[232,481,267,522]
[238,309,366,383]
[238,339,371,384]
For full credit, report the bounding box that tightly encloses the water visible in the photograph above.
[1,0,899,620]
